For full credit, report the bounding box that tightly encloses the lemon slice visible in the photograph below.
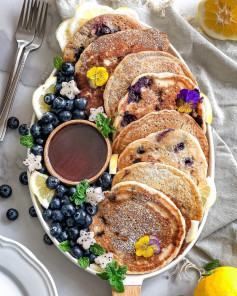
[186,220,199,243]
[30,171,55,209]
[68,3,113,37]
[198,176,216,212]
[198,0,237,40]
[32,76,57,120]
[109,154,118,175]
[56,19,72,51]
[113,7,139,21]
[200,92,213,124]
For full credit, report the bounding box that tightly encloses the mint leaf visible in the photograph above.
[96,113,116,138]
[203,259,220,272]
[78,257,90,269]
[113,280,124,293]
[20,135,34,148]
[111,260,119,269]
[53,56,63,70]
[96,272,110,280]
[117,265,128,276]
[90,243,105,256]
[59,240,70,252]
[70,180,90,205]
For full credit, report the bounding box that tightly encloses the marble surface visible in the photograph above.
[0,1,201,295]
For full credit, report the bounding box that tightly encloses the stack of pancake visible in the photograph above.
[63,14,209,274]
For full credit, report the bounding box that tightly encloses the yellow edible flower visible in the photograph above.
[177,104,193,114]
[87,67,109,88]
[135,236,154,258]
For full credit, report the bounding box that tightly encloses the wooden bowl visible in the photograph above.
[44,120,112,185]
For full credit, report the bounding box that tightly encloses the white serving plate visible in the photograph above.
[28,40,215,295]
[0,235,58,296]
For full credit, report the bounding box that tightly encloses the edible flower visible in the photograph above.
[23,153,42,172]
[87,67,109,88]
[60,80,80,100]
[135,235,161,258]
[176,89,200,114]
[77,230,96,250]
[89,106,107,122]
[86,187,105,206]
[95,252,114,269]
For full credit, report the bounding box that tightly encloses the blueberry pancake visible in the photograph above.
[113,73,202,138]
[63,14,146,63]
[90,181,186,274]
[112,110,209,161]
[104,51,197,119]
[117,129,207,184]
[74,29,169,112]
[112,162,203,225]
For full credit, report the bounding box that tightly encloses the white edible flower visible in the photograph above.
[23,153,42,172]
[95,253,113,269]
[60,80,80,99]
[89,106,107,122]
[77,230,96,250]
[86,187,105,206]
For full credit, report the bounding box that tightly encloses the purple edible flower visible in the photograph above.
[149,235,161,255]
[176,89,200,113]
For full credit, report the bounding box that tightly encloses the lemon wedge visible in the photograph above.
[198,176,216,212]
[56,19,72,51]
[198,0,237,40]
[113,7,139,21]
[32,76,57,120]
[200,92,213,124]
[68,3,113,37]
[30,171,55,209]
[109,154,118,175]
[186,220,199,243]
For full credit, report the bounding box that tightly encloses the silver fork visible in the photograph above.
[0,0,48,141]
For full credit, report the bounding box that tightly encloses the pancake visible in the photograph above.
[90,181,186,274]
[112,162,203,223]
[117,129,208,184]
[74,29,169,112]
[112,110,209,161]
[104,51,197,119]
[63,14,146,63]
[113,73,203,138]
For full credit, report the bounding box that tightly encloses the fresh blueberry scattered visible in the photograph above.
[44,93,56,105]
[6,208,18,221]
[52,210,64,222]
[84,214,92,228]
[57,230,68,243]
[58,110,72,122]
[42,209,52,221]
[18,124,29,135]
[74,98,88,110]
[46,176,60,189]
[50,224,62,238]
[69,240,77,248]
[0,185,12,198]
[55,185,67,197]
[77,203,86,211]
[35,137,45,146]
[49,198,61,210]
[85,204,98,216]
[70,246,83,259]
[19,172,28,185]
[68,187,76,197]
[83,249,91,257]
[41,112,55,124]
[61,63,75,76]
[61,195,70,206]
[57,72,66,84]
[74,209,86,226]
[29,206,37,217]
[89,253,96,263]
[68,227,79,240]
[66,217,75,227]
[65,75,74,82]
[41,123,54,137]
[7,117,19,129]
[64,100,74,111]
[50,107,62,115]
[51,115,60,127]
[53,97,66,109]
[30,124,41,138]
[43,233,53,245]
[30,145,44,156]
[54,83,62,94]
[73,109,86,120]
[61,204,76,217]
[100,172,112,191]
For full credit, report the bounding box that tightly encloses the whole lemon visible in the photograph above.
[194,267,237,296]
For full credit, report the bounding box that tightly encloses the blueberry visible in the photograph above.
[89,253,96,263]
[42,208,52,221]
[30,145,43,156]
[73,109,86,120]
[50,224,62,238]
[57,72,66,84]
[7,117,19,129]
[57,231,68,243]
[100,172,112,191]
[70,246,83,259]
[52,210,64,222]
[6,208,18,221]
[18,124,29,135]
[35,137,45,146]
[30,124,41,138]
[68,227,79,240]
[0,185,12,198]
[44,93,56,105]
[37,163,48,174]
[43,233,53,245]
[64,100,74,111]
[61,63,75,76]
[65,75,74,82]
[53,97,66,109]
[46,176,60,189]
[50,198,61,210]
[41,112,55,124]
[50,108,62,115]
[55,185,67,197]
[66,217,75,227]
[54,83,62,94]
[74,98,88,110]
[85,204,98,216]
[68,187,76,197]
[19,172,28,185]
[80,228,89,232]
[61,204,76,217]
[61,195,70,206]
[69,240,77,248]
[84,214,93,228]
[41,123,54,137]
[74,209,86,226]
[51,221,61,228]
[83,249,91,257]
[100,26,111,35]
[51,115,60,127]
[58,111,72,122]
[29,206,37,217]
[78,203,85,211]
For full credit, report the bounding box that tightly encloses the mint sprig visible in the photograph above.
[69,180,90,205]
[53,56,63,70]
[90,243,105,256]
[20,135,34,148]
[78,257,90,269]
[96,113,116,138]
[96,260,127,293]
[59,240,71,252]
